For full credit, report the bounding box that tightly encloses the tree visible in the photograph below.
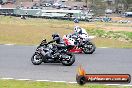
[125,0,132,4]
[114,0,132,12]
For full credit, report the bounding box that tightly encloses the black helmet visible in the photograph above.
[52,33,59,39]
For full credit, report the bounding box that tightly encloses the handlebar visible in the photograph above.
[40,39,47,46]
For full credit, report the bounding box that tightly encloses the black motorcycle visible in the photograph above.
[31,39,75,66]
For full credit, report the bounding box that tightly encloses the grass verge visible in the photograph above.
[0,80,131,88]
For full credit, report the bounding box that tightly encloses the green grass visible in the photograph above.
[87,29,132,42]
[0,80,131,88]
[0,16,132,48]
[92,38,132,48]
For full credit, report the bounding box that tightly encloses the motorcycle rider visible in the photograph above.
[48,33,65,49]
[71,26,89,46]
[74,26,89,39]
[45,33,66,59]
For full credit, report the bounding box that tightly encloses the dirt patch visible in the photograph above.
[111,17,132,21]
[0,24,72,45]
[102,26,132,32]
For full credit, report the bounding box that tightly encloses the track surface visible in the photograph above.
[0,45,132,84]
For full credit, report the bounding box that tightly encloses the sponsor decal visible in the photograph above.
[76,66,131,85]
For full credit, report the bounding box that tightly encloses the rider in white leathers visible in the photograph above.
[73,26,89,40]
[63,26,90,46]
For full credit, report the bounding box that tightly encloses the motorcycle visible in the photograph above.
[31,39,75,66]
[63,34,96,54]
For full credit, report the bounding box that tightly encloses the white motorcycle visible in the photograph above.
[63,33,96,54]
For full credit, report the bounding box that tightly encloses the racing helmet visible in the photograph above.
[74,26,82,33]
[52,33,60,39]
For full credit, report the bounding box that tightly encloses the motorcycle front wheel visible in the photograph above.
[61,53,75,66]
[31,53,43,65]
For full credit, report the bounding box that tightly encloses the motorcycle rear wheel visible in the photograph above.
[61,53,75,66]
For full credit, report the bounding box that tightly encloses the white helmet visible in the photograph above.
[74,26,81,33]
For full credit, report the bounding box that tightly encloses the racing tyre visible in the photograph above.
[83,42,96,54]
[61,53,75,66]
[31,53,43,65]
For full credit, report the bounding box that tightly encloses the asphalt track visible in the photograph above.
[0,45,132,85]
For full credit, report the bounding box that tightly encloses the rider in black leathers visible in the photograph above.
[48,33,65,49]
[43,33,65,59]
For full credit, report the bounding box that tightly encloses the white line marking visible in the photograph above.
[68,82,77,84]
[5,44,14,46]
[16,79,31,81]
[0,78,14,80]
[36,80,50,82]
[52,81,67,83]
